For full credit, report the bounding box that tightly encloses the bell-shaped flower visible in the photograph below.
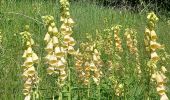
[57,60,65,70]
[61,57,67,64]
[44,33,51,43]
[25,57,33,66]
[69,37,76,46]
[150,30,157,40]
[52,36,59,46]
[45,39,53,53]
[156,85,166,95]
[150,41,162,51]
[47,67,55,75]
[68,46,75,54]
[55,47,64,58]
[26,47,33,56]
[48,26,53,34]
[24,78,32,89]
[151,52,159,62]
[23,88,30,96]
[32,52,38,63]
[64,35,71,43]
[52,27,58,35]
[49,54,58,65]
[27,66,36,76]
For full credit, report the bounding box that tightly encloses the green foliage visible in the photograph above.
[0,0,170,100]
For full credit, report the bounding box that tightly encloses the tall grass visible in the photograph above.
[0,0,170,99]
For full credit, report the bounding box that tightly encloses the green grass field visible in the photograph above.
[0,0,170,100]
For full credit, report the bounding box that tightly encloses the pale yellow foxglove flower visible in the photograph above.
[32,52,39,63]
[27,66,36,76]
[44,33,51,43]
[151,52,159,62]
[45,39,53,53]
[55,47,64,58]
[25,57,33,66]
[47,67,55,75]
[52,36,59,46]
[150,30,157,40]
[52,27,58,35]
[68,46,75,54]
[49,54,58,65]
[48,26,53,34]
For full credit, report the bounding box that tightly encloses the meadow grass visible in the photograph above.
[0,0,170,99]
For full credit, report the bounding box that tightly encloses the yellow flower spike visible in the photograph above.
[47,67,55,75]
[68,46,75,54]
[55,47,64,58]
[32,52,39,63]
[44,33,51,43]
[52,36,59,46]
[151,52,159,62]
[27,66,36,76]
[25,57,33,66]
[45,39,53,53]
[52,27,58,35]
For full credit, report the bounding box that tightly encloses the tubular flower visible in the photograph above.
[145,12,169,100]
[42,15,67,87]
[20,26,39,100]
[60,0,76,55]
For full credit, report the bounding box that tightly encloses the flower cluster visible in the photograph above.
[146,12,169,100]
[75,37,103,86]
[60,0,76,54]
[42,16,67,87]
[112,25,123,53]
[124,28,141,76]
[20,26,39,100]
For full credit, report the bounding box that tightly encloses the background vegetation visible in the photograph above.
[0,0,170,99]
